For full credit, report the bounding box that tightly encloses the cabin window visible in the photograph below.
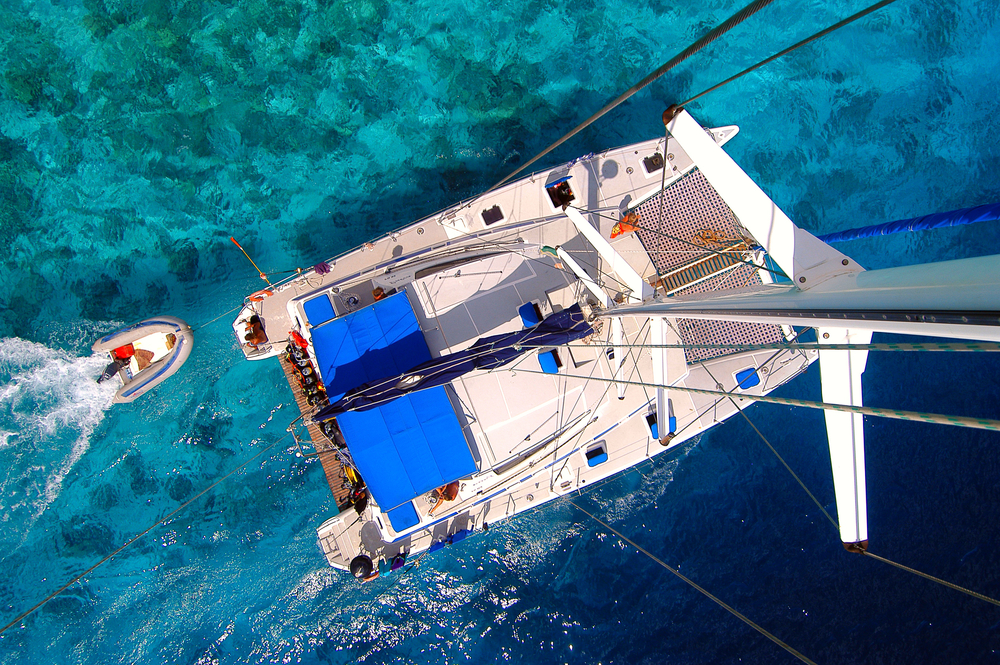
[642,152,665,175]
[585,442,608,467]
[481,205,505,226]
[735,367,760,390]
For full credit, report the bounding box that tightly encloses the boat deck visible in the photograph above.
[278,351,352,509]
[235,127,825,573]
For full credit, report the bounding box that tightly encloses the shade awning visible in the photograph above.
[305,291,478,519]
[313,303,593,420]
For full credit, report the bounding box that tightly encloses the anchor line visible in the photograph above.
[567,500,818,665]
[0,434,292,636]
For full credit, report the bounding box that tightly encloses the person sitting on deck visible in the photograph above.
[244,315,267,347]
[427,481,460,516]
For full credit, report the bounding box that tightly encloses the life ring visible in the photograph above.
[248,289,274,302]
[289,330,309,350]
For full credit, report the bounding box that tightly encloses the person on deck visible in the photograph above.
[428,481,460,515]
[244,315,267,346]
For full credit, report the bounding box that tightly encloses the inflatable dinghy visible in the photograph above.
[93,316,193,403]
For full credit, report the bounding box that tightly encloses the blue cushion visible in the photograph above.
[518,302,541,327]
[303,294,336,326]
[386,501,420,531]
[538,350,558,374]
[735,367,760,389]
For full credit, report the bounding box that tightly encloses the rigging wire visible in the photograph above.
[513,341,1000,354]
[678,0,900,108]
[551,374,1000,433]
[487,0,779,193]
[622,318,654,405]
[858,551,1000,608]
[693,368,1000,609]
[567,500,818,665]
[564,354,1000,611]
[0,434,291,636]
[700,363,840,530]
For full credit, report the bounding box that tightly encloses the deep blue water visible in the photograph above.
[2,0,1000,662]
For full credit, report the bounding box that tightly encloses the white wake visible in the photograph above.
[0,338,117,531]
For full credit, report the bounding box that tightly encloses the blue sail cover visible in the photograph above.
[306,292,477,523]
[313,303,593,420]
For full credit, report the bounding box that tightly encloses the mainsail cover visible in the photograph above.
[313,303,593,420]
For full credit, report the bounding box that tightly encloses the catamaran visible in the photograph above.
[233,108,1000,580]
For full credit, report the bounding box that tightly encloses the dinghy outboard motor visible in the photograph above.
[350,555,373,580]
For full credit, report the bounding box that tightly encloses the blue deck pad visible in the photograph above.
[309,292,431,401]
[385,502,420,532]
[302,294,336,326]
[337,386,477,514]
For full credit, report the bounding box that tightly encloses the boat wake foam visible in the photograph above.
[0,338,117,535]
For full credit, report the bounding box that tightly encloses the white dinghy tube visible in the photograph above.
[93,316,194,403]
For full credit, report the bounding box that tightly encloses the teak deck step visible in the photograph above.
[278,353,352,508]
[652,242,748,294]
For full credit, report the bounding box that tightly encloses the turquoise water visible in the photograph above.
[2,0,1000,662]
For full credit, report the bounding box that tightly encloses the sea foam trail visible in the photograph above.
[0,338,116,538]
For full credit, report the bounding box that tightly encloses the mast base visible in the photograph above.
[843,540,869,554]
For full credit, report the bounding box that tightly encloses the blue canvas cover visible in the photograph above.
[309,292,431,401]
[313,303,593,420]
[307,292,477,522]
[385,502,420,532]
[303,294,336,326]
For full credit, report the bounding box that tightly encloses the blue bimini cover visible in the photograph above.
[308,292,477,525]
[309,292,432,402]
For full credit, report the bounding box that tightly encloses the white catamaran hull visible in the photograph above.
[236,115,839,577]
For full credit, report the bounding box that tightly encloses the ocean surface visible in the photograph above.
[2,0,1000,662]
